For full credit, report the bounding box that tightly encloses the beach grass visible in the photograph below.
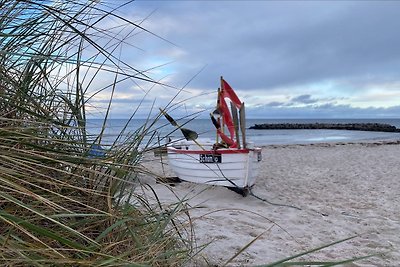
[0,1,192,265]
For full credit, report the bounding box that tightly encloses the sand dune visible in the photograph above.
[140,141,400,266]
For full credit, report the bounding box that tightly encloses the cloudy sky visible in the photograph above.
[89,1,400,119]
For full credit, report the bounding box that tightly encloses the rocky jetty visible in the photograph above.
[249,123,400,132]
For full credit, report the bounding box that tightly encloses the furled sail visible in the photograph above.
[211,77,244,148]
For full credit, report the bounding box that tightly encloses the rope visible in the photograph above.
[249,190,302,211]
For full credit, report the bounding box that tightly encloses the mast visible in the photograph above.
[215,87,221,143]
[220,76,225,135]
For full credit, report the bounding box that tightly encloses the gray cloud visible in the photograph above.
[89,2,400,119]
[135,1,400,92]
[91,97,152,104]
[291,94,318,104]
[265,101,286,107]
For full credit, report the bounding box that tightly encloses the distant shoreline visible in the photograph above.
[249,122,400,132]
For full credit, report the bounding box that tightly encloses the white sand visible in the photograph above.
[140,141,400,266]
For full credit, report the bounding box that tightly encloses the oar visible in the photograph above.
[230,102,241,149]
[239,102,246,148]
[159,108,204,150]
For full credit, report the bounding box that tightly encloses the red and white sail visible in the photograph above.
[212,77,243,148]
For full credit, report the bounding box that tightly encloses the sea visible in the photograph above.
[86,118,400,147]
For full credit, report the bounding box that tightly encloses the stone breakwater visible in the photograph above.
[249,123,400,132]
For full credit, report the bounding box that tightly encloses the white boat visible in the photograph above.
[163,77,262,196]
[167,139,262,195]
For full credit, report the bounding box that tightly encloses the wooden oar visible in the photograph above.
[159,108,204,150]
[230,102,241,149]
[239,102,246,148]
[159,108,198,141]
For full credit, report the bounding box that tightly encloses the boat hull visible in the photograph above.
[167,141,262,189]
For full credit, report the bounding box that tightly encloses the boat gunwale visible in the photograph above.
[167,147,261,155]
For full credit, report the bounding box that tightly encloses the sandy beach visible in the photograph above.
[140,141,400,266]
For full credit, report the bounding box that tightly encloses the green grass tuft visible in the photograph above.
[0,1,192,265]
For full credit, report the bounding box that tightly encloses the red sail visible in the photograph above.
[211,78,242,148]
[217,128,237,148]
[219,93,235,139]
[221,79,242,108]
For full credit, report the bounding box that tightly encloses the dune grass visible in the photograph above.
[0,1,192,265]
[0,1,374,266]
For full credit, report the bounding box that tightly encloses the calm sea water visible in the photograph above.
[86,118,400,147]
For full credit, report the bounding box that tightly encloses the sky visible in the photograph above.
[88,1,400,119]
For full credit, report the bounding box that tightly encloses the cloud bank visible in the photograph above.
[87,1,400,119]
